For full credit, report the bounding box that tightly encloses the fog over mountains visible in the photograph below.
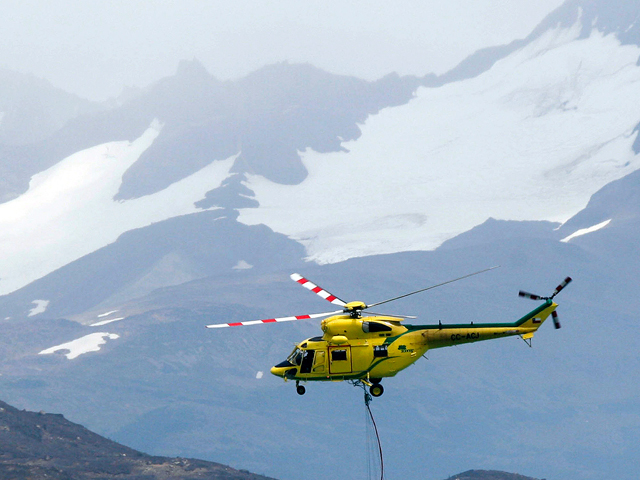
[1,1,639,480]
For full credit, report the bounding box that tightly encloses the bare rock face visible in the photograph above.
[0,399,276,480]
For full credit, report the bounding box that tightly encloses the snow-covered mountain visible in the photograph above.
[0,61,422,297]
[1,1,640,480]
[239,15,640,264]
[2,2,640,296]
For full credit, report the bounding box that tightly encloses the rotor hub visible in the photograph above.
[344,301,366,318]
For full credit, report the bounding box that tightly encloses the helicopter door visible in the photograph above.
[300,350,315,374]
[329,347,352,374]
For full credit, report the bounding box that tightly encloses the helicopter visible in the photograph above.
[206,267,571,397]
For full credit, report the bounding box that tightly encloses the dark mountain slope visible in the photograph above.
[0,207,637,480]
[444,471,542,480]
[0,211,306,320]
[0,399,275,480]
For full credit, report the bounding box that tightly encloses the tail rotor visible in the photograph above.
[518,276,572,329]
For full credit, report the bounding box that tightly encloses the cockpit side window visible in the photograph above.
[362,321,392,333]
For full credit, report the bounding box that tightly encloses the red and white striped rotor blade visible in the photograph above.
[552,277,572,298]
[518,290,542,300]
[206,310,343,329]
[290,273,347,307]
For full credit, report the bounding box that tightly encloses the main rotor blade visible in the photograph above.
[365,312,418,319]
[206,310,343,329]
[366,266,500,309]
[290,273,347,307]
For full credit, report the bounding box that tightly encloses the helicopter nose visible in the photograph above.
[270,365,285,377]
[271,360,296,378]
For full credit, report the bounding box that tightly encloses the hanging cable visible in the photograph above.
[364,395,374,480]
[352,381,384,480]
[364,390,384,480]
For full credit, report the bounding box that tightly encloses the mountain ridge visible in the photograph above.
[0,398,275,480]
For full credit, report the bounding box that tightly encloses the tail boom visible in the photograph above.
[406,300,557,350]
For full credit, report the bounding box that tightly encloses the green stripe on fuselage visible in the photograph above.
[401,299,552,333]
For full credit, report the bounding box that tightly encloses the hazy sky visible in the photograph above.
[2,0,565,101]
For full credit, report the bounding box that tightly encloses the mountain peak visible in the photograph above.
[175,58,213,80]
[444,470,543,480]
[529,0,640,45]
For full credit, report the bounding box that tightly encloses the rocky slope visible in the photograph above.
[0,399,275,480]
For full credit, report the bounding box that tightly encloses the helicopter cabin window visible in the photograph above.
[373,345,388,358]
[331,349,348,361]
[362,321,392,334]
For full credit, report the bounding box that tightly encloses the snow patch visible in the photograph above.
[0,119,238,295]
[98,310,119,318]
[233,260,253,270]
[39,333,119,360]
[90,317,125,327]
[239,24,640,264]
[28,300,49,317]
[561,219,611,242]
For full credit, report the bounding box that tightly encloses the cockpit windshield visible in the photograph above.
[287,348,303,366]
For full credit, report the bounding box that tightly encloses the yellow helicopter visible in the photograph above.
[206,268,571,397]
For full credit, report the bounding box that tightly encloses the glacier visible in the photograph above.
[239,21,640,264]
[0,120,237,295]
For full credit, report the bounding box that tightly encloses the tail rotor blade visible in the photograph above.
[551,277,573,299]
[551,310,561,329]
[519,290,542,300]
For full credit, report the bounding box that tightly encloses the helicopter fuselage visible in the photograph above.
[270,299,557,383]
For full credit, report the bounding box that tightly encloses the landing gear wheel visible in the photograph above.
[369,384,384,397]
[296,385,306,395]
[370,378,382,385]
